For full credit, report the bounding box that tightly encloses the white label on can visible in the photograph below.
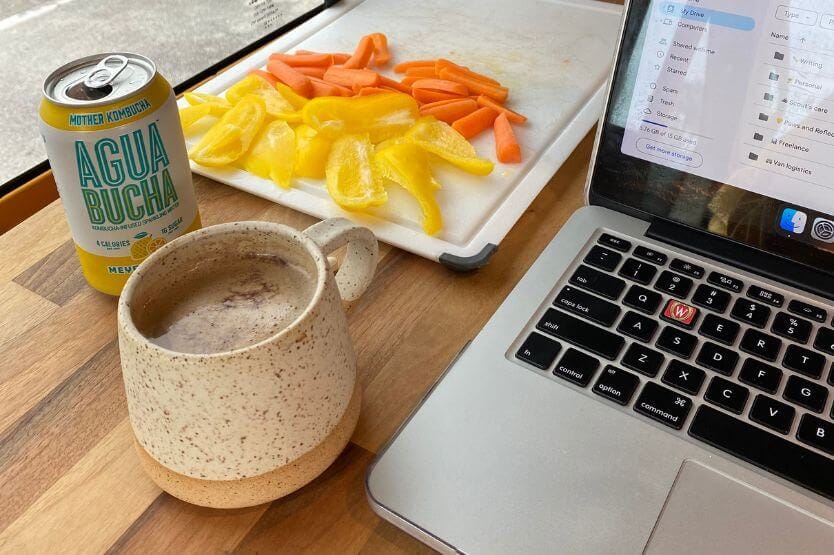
[40,92,198,257]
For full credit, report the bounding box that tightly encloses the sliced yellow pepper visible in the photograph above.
[184,92,232,117]
[275,82,309,111]
[303,93,419,143]
[225,74,301,122]
[325,134,387,210]
[405,116,494,176]
[178,103,211,135]
[376,143,443,235]
[189,95,266,167]
[241,120,296,189]
[295,124,331,179]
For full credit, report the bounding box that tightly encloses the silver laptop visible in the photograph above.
[367,1,834,553]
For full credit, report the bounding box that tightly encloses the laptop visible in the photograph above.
[366,0,834,552]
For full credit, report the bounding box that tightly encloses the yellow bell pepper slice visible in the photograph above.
[275,82,309,111]
[241,120,296,189]
[376,143,443,235]
[179,103,211,135]
[295,124,331,179]
[405,116,494,176]
[325,134,387,210]
[225,74,301,121]
[303,93,419,143]
[183,92,231,116]
[189,95,266,167]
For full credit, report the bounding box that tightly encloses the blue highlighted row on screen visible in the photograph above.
[659,2,756,32]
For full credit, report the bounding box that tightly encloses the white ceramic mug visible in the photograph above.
[117,218,377,508]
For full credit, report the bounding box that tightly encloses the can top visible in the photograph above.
[42,52,157,107]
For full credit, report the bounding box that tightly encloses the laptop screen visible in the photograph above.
[590,0,834,274]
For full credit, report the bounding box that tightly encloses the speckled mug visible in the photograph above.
[117,218,378,508]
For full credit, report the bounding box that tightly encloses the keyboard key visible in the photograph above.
[662,360,706,395]
[634,246,667,265]
[554,286,621,327]
[813,327,834,356]
[783,345,825,379]
[617,311,659,343]
[656,327,698,359]
[688,405,834,502]
[739,358,782,393]
[740,329,782,362]
[661,299,700,329]
[654,271,693,299]
[598,233,631,252]
[623,285,662,314]
[708,271,744,293]
[771,312,812,344]
[584,245,622,272]
[797,414,834,456]
[553,348,600,387]
[788,300,827,324]
[593,366,640,406]
[749,395,795,434]
[621,343,665,377]
[704,377,749,414]
[536,309,625,360]
[634,382,692,429]
[669,258,704,279]
[747,285,784,307]
[516,333,561,369]
[783,375,828,413]
[699,314,740,345]
[696,342,739,375]
[618,258,657,285]
[692,284,731,313]
[569,265,626,300]
[730,298,771,328]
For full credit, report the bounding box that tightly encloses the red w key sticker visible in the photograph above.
[663,300,699,327]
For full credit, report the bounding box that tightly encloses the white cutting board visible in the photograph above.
[182,0,622,269]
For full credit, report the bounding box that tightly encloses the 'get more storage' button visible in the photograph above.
[636,138,703,168]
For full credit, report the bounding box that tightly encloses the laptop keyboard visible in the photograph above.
[512,231,834,501]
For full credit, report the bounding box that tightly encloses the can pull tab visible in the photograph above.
[83,55,128,89]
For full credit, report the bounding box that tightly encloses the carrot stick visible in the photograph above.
[413,89,464,104]
[419,98,479,124]
[401,76,421,87]
[309,77,352,97]
[249,69,278,86]
[370,33,391,66]
[451,106,499,139]
[476,95,527,124]
[294,66,327,78]
[393,59,436,73]
[436,59,501,86]
[266,59,313,97]
[357,86,391,96]
[342,35,375,69]
[296,50,351,64]
[494,112,521,163]
[419,98,471,110]
[269,53,333,67]
[412,78,469,96]
[323,66,379,88]
[405,66,437,79]
[378,75,411,94]
[438,67,508,102]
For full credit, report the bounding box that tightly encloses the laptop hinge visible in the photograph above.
[646,218,834,302]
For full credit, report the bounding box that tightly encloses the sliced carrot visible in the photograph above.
[436,58,500,86]
[412,78,469,96]
[370,33,390,66]
[249,69,278,86]
[405,66,437,79]
[476,95,526,124]
[393,59,436,73]
[438,67,508,102]
[419,98,479,124]
[401,76,421,87]
[309,77,352,97]
[412,89,464,104]
[266,59,313,97]
[294,66,327,79]
[494,112,521,163]
[451,106,499,139]
[323,66,379,88]
[419,98,471,110]
[378,75,411,94]
[342,35,375,69]
[357,86,390,96]
[296,50,351,64]
[269,53,333,67]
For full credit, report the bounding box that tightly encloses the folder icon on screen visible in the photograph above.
[759,113,769,121]
[774,51,785,61]
[769,72,780,81]
[749,152,759,161]
[764,93,774,101]
[754,133,764,141]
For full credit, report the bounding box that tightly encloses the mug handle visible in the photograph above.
[303,218,379,301]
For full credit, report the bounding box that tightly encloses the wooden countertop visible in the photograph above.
[0,128,596,553]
